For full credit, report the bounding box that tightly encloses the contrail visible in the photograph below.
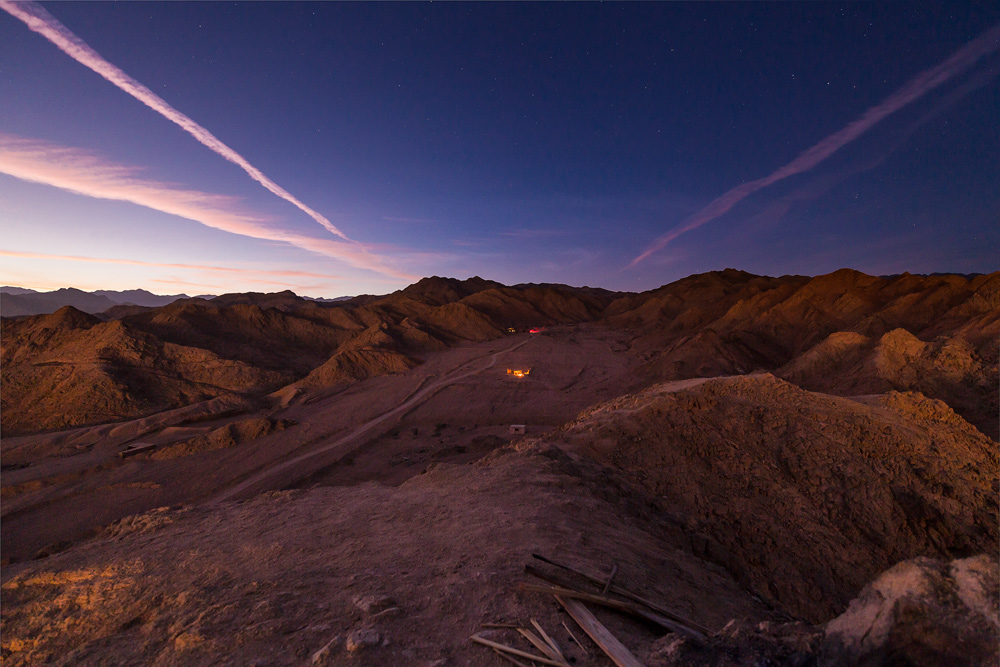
[0,134,419,281]
[729,66,1000,238]
[629,24,1000,268]
[1,0,352,243]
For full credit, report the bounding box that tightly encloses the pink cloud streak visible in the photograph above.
[149,278,227,291]
[0,249,349,281]
[0,0,352,243]
[629,24,1000,268]
[0,135,418,281]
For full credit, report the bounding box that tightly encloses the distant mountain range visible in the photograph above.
[0,286,38,296]
[0,286,351,317]
[0,287,188,317]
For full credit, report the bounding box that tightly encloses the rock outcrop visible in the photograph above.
[555,374,999,622]
[821,555,999,666]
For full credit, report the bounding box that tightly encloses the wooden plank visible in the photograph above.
[521,579,704,640]
[530,618,565,661]
[530,554,711,636]
[556,596,646,667]
[562,621,589,655]
[602,563,618,595]
[469,634,567,667]
[118,443,156,459]
[493,648,533,667]
[519,580,706,641]
[517,628,565,664]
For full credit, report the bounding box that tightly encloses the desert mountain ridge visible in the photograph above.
[3,268,996,438]
[2,267,988,312]
[2,267,997,666]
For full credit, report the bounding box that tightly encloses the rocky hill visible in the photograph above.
[1,390,994,665]
[552,374,998,622]
[3,270,997,438]
[0,277,620,435]
[612,269,999,438]
[0,307,284,434]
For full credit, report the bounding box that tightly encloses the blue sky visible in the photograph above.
[1,2,997,296]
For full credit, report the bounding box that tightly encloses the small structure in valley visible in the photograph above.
[509,424,526,435]
[118,442,156,459]
[507,368,531,378]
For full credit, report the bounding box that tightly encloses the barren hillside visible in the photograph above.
[2,269,997,666]
[4,270,996,438]
[553,374,998,622]
[611,269,999,438]
[2,378,995,665]
[0,308,283,434]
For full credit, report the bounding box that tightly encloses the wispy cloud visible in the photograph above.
[0,249,403,294]
[153,277,325,291]
[0,249,349,281]
[726,65,1000,241]
[382,216,433,224]
[0,135,418,281]
[0,1,357,243]
[149,278,227,291]
[498,228,567,239]
[629,24,1000,268]
[538,247,601,273]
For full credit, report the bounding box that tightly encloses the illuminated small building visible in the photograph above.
[506,368,530,377]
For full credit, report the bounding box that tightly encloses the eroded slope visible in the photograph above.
[0,308,282,434]
[553,374,999,622]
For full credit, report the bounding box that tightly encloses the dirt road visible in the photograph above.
[207,336,534,503]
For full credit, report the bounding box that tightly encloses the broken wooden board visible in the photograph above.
[530,554,712,636]
[531,618,565,661]
[556,596,646,667]
[562,620,589,655]
[521,573,707,641]
[602,563,618,595]
[493,648,533,667]
[469,634,567,667]
[517,628,567,665]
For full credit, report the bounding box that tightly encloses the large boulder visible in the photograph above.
[821,555,999,666]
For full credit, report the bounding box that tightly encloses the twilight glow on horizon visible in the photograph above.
[1,2,998,297]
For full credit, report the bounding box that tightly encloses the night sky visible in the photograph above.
[1,2,998,297]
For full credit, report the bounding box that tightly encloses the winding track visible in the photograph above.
[207,336,533,503]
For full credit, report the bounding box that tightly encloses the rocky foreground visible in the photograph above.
[3,374,997,666]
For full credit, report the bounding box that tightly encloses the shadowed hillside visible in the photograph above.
[0,308,283,434]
